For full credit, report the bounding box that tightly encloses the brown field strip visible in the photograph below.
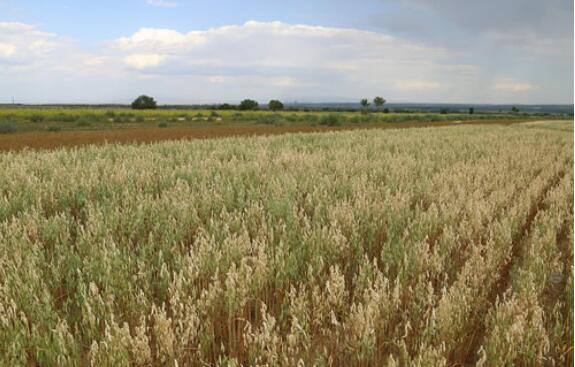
[0,119,529,152]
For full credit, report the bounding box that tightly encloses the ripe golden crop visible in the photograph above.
[0,121,572,366]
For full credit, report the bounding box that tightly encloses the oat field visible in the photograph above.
[0,121,572,366]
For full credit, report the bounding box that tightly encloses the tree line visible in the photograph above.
[132,95,388,112]
[132,95,521,115]
[131,95,284,111]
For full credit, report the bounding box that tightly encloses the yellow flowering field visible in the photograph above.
[0,121,572,366]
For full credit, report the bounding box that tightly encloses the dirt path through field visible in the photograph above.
[0,119,533,152]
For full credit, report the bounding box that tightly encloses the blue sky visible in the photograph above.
[0,0,573,104]
[1,0,383,40]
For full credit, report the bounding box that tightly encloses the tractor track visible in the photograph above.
[458,168,567,366]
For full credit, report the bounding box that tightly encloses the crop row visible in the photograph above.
[0,121,572,366]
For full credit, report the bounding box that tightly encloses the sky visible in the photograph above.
[0,0,573,104]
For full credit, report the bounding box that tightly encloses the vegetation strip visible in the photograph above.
[0,118,544,152]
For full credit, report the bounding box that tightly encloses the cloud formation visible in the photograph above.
[0,22,65,65]
[0,20,571,104]
[110,21,466,96]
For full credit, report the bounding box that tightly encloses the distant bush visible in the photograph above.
[54,113,78,123]
[257,115,287,125]
[284,114,300,122]
[1,113,16,121]
[419,114,444,122]
[243,113,260,121]
[350,114,379,123]
[47,126,62,132]
[29,114,45,123]
[229,113,245,121]
[349,116,365,124]
[302,114,319,124]
[219,103,237,110]
[158,122,168,128]
[76,119,92,127]
[76,113,105,124]
[319,114,342,126]
[383,108,390,113]
[0,123,17,134]
[117,112,137,122]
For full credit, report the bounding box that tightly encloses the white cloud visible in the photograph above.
[0,22,64,62]
[493,80,537,92]
[112,21,462,96]
[0,42,16,57]
[115,28,202,51]
[124,54,167,70]
[0,22,118,76]
[147,0,178,8]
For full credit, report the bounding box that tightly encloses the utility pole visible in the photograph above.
[12,96,14,105]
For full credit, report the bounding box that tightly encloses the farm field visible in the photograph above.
[0,120,573,366]
[0,107,567,152]
[0,118,537,152]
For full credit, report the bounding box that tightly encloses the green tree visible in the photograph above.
[469,107,474,115]
[219,103,236,110]
[239,99,259,111]
[511,106,519,113]
[131,95,157,110]
[268,100,284,111]
[360,99,370,111]
[373,96,386,110]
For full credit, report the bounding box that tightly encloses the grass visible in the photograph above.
[319,114,342,126]
[0,122,17,134]
[0,107,567,134]
[76,119,92,127]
